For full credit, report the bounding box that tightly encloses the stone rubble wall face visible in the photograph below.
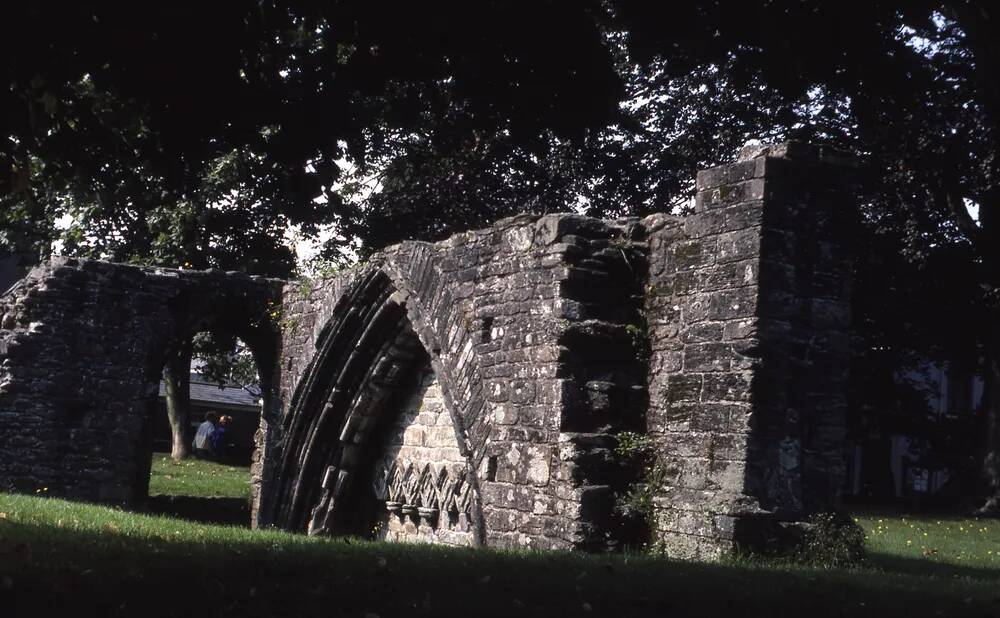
[263,217,604,549]
[748,154,854,518]
[644,166,767,559]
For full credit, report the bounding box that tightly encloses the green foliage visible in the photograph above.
[3,3,995,295]
[622,323,644,340]
[303,258,342,282]
[795,512,868,568]
[192,333,260,392]
[623,321,651,366]
[290,256,344,301]
[277,314,301,334]
[614,432,666,523]
[263,299,283,328]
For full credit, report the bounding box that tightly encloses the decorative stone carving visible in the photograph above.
[378,460,473,527]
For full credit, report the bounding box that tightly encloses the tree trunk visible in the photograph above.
[163,340,193,462]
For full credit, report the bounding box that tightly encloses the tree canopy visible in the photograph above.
[4,3,994,268]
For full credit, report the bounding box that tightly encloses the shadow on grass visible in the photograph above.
[2,514,1000,618]
[144,495,250,527]
[868,551,1000,581]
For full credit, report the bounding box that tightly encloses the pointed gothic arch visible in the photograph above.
[265,245,494,544]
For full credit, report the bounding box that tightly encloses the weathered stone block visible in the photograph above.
[682,342,734,373]
[702,372,753,403]
[665,374,703,403]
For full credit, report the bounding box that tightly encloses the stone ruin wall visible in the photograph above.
[258,141,856,555]
[0,142,856,559]
[259,215,621,549]
[0,261,281,506]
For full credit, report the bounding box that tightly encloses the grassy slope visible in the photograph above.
[147,454,250,500]
[1,495,999,617]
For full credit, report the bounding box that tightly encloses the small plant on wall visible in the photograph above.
[613,431,667,552]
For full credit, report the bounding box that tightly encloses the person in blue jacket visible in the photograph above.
[209,415,232,460]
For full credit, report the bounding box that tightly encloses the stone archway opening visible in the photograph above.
[263,269,482,544]
[144,332,265,524]
[120,279,281,524]
[0,259,281,512]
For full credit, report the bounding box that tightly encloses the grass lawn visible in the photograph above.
[147,453,250,500]
[1,494,999,618]
[855,512,1000,579]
